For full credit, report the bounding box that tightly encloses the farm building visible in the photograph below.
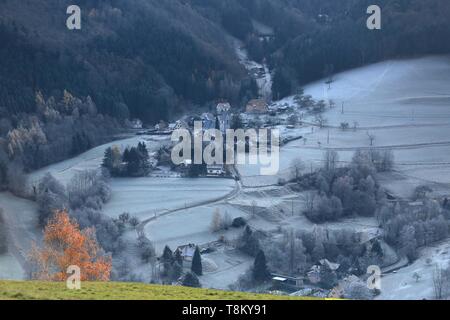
[175,244,197,261]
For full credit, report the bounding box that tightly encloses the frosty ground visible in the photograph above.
[1,56,450,298]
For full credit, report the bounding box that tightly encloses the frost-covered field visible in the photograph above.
[30,135,169,185]
[241,56,450,198]
[143,203,246,251]
[0,192,39,280]
[377,239,450,300]
[0,253,24,280]
[104,178,236,220]
[3,56,450,294]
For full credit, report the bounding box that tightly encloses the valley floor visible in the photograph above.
[2,55,450,299]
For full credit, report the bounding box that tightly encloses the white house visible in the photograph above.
[176,244,197,261]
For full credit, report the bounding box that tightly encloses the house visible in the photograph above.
[175,244,197,261]
[307,260,341,284]
[130,119,143,129]
[217,102,231,134]
[319,259,340,272]
[271,273,304,290]
[246,99,269,114]
[207,164,225,176]
[307,265,321,284]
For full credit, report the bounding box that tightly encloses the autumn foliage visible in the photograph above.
[29,210,111,281]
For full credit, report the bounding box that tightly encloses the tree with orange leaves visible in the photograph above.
[29,210,111,281]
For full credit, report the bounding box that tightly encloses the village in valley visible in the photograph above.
[77,53,450,299]
[2,6,450,300]
[3,51,450,300]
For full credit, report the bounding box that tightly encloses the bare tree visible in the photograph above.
[285,229,305,275]
[340,122,350,131]
[291,158,305,181]
[433,265,448,300]
[223,211,232,229]
[210,209,223,233]
[304,192,316,215]
[324,150,339,172]
[366,131,376,146]
[314,114,327,128]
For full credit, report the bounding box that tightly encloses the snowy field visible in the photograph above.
[0,192,40,280]
[0,253,24,280]
[377,239,450,300]
[104,178,236,220]
[201,248,253,290]
[2,56,450,295]
[143,203,247,251]
[30,135,169,185]
[240,56,450,198]
[142,202,253,290]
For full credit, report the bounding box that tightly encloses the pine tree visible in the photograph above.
[162,245,173,263]
[253,250,269,282]
[162,245,173,276]
[102,147,114,171]
[138,142,150,174]
[191,246,203,276]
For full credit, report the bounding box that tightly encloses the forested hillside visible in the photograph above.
[2,0,450,121]
[0,0,255,123]
[1,0,450,189]
[189,0,450,99]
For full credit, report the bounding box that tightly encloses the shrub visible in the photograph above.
[182,272,201,288]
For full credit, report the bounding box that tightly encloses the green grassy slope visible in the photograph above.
[0,281,316,300]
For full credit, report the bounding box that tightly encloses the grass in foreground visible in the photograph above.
[0,281,317,300]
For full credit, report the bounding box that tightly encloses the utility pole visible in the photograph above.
[341,102,344,114]
[291,200,294,216]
